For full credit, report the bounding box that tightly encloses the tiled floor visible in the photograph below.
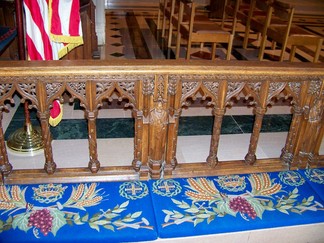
[3,3,324,242]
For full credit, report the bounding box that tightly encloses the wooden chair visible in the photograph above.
[167,0,211,49]
[157,0,172,39]
[258,0,323,62]
[221,0,250,32]
[175,0,234,60]
[242,0,272,49]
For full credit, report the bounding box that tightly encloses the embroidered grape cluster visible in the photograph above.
[28,208,53,236]
[229,196,257,219]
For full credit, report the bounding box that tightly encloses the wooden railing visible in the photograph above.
[0,59,323,184]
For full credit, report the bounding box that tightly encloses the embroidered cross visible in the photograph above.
[158,181,175,193]
[125,183,142,195]
[310,171,324,181]
[284,173,299,183]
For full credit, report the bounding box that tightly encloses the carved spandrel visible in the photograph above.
[0,83,15,109]
[202,81,219,98]
[246,82,261,97]
[225,82,245,106]
[268,82,286,99]
[16,83,38,107]
[46,83,64,100]
[0,84,13,98]
[96,82,114,97]
[287,82,302,100]
[181,81,201,106]
[117,81,136,102]
[66,82,87,104]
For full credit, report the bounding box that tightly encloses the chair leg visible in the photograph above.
[211,43,216,61]
[175,32,181,59]
[279,42,288,62]
[168,23,174,48]
[313,39,323,63]
[258,34,267,61]
[243,25,251,49]
[289,45,297,62]
[271,41,277,50]
[226,34,234,60]
[186,40,192,60]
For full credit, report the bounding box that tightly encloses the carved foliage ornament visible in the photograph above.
[0,84,13,99]
[46,83,64,101]
[226,82,245,103]
[267,82,286,102]
[96,81,114,99]
[202,81,219,96]
[168,76,178,96]
[67,82,86,98]
[308,79,321,96]
[181,81,200,100]
[142,77,154,96]
[117,81,136,103]
[287,82,301,100]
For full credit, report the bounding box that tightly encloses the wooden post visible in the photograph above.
[36,82,56,174]
[207,80,227,167]
[86,81,100,173]
[0,111,13,183]
[245,81,269,165]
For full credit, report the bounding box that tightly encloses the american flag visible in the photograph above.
[23,0,83,60]
[23,0,83,126]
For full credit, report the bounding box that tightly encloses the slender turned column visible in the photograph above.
[207,80,227,167]
[37,82,56,174]
[280,105,303,166]
[86,110,100,173]
[207,107,225,167]
[245,107,267,165]
[0,111,13,181]
[86,81,100,173]
[245,80,269,165]
[38,110,56,174]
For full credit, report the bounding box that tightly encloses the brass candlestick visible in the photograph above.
[7,102,43,153]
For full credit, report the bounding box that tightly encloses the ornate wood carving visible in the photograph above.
[149,102,168,179]
[0,60,322,183]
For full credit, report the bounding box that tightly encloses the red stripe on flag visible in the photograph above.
[69,0,81,36]
[24,0,53,60]
[50,0,62,36]
[25,34,44,60]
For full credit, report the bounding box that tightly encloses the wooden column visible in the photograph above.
[245,81,269,165]
[0,111,13,183]
[280,81,309,167]
[165,76,181,175]
[207,80,227,167]
[86,81,100,173]
[36,82,57,174]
